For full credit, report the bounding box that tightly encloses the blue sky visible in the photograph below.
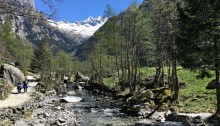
[35,0,144,22]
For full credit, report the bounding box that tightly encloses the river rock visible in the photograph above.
[135,119,154,126]
[58,118,66,123]
[2,64,25,86]
[153,122,184,126]
[60,96,82,103]
[74,72,89,82]
[66,91,76,96]
[55,106,62,110]
[43,112,50,118]
[14,120,28,126]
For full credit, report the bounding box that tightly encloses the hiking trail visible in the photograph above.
[0,82,38,108]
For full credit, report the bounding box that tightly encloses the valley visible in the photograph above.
[0,0,220,126]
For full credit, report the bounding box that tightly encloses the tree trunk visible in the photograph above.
[172,56,179,101]
[214,35,220,115]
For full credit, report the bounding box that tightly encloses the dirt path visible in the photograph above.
[0,82,38,108]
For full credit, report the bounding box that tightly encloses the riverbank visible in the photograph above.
[0,82,37,108]
[0,89,78,126]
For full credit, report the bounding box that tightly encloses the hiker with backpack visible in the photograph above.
[23,81,28,93]
[17,82,22,93]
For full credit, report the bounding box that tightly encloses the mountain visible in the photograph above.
[0,0,107,52]
[48,16,107,45]
[75,0,149,60]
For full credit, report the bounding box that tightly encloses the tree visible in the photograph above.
[177,0,220,115]
[53,50,79,82]
[147,0,180,101]
[31,39,53,85]
[119,0,147,93]
[0,23,34,72]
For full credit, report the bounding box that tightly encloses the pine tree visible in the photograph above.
[177,0,220,115]
[31,39,53,84]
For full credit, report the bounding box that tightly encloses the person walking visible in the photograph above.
[17,82,22,93]
[23,81,28,93]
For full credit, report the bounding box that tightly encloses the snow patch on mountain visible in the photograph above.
[48,16,107,38]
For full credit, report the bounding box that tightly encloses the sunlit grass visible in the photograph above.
[102,66,216,113]
[0,78,3,85]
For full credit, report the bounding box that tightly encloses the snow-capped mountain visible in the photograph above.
[48,16,107,44]
[0,0,107,52]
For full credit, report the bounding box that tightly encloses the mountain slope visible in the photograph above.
[0,0,107,52]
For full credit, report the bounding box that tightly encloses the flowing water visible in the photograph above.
[69,89,184,126]
[71,89,140,126]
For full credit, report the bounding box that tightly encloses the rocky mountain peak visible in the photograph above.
[5,0,35,9]
[48,16,108,42]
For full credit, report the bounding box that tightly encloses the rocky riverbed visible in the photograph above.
[0,90,78,126]
[0,86,217,126]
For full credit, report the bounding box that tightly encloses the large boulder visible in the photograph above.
[2,64,25,86]
[60,96,82,103]
[74,72,89,82]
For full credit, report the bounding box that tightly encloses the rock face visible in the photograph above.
[12,0,35,9]
[2,64,25,86]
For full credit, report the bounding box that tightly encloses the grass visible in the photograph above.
[103,67,216,113]
[0,78,3,85]
[177,68,216,113]
[24,109,33,119]
[103,77,117,89]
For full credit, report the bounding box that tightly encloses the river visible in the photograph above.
[72,89,139,126]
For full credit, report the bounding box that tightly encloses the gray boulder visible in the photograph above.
[3,64,25,86]
[14,120,29,126]
[66,91,76,96]
[60,96,82,103]
[75,72,90,82]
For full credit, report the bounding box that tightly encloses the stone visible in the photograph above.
[153,122,184,126]
[74,72,90,82]
[58,118,66,123]
[12,108,17,114]
[14,120,29,126]
[135,119,154,126]
[55,120,66,126]
[66,91,76,96]
[60,96,82,103]
[192,116,202,124]
[56,106,62,110]
[43,112,50,118]
[2,64,25,86]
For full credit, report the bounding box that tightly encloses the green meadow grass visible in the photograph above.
[103,67,216,113]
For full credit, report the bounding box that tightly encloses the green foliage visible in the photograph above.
[31,39,52,72]
[103,67,216,113]
[31,39,53,85]
[0,23,34,73]
[103,77,116,88]
[0,78,3,85]
[177,0,220,113]
[177,68,216,113]
[53,50,80,81]
[177,0,220,70]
